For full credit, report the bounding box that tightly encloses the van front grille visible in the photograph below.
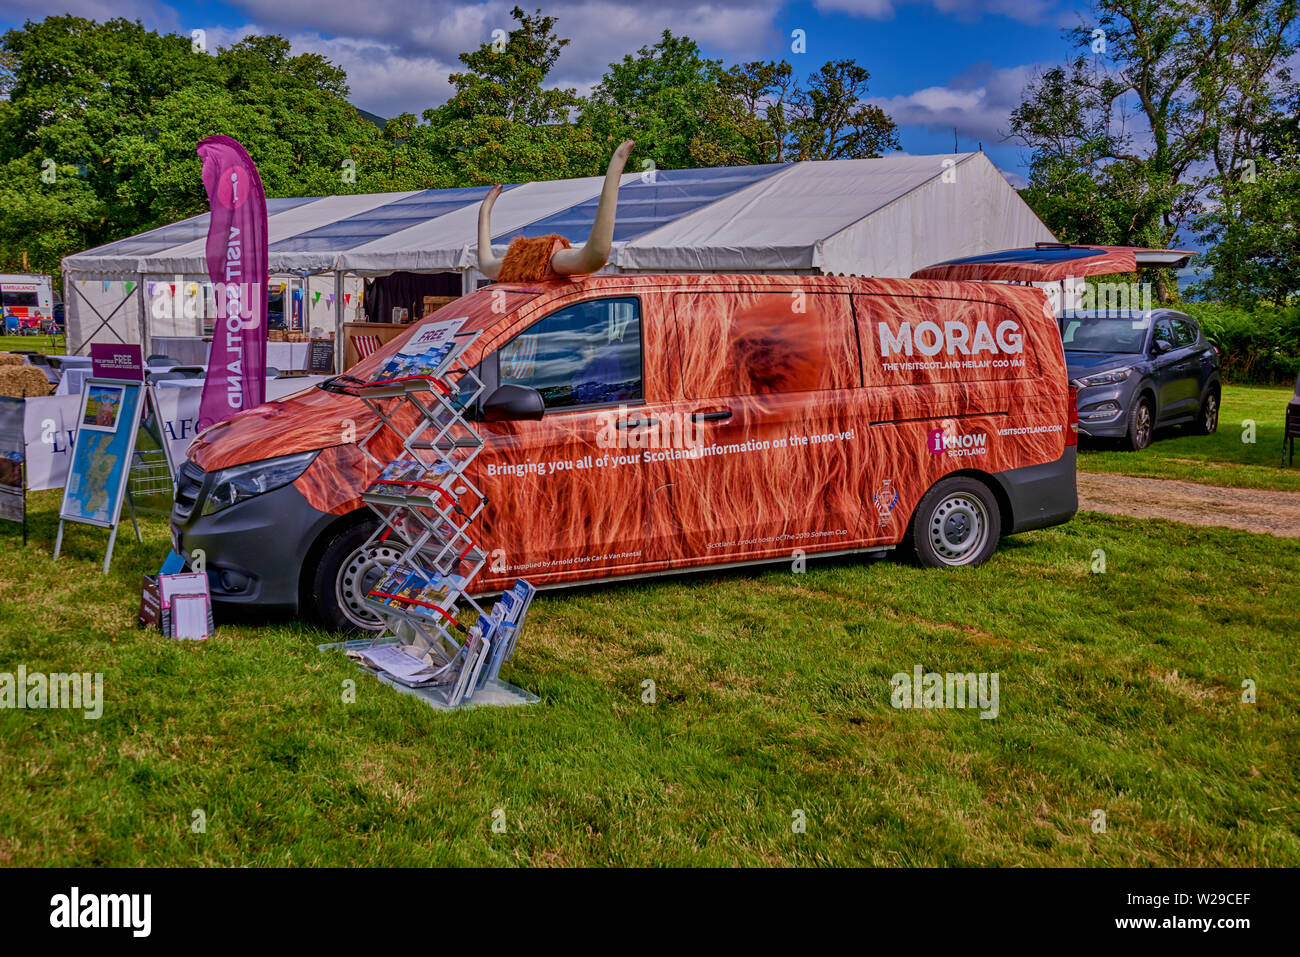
[172,460,206,521]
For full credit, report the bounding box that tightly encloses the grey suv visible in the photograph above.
[1061,310,1221,450]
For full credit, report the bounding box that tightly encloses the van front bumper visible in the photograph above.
[169,461,336,615]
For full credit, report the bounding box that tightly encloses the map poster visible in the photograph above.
[0,396,24,527]
[59,377,144,529]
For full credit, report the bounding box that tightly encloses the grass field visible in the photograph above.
[0,490,1295,866]
[0,334,65,356]
[1079,383,1300,492]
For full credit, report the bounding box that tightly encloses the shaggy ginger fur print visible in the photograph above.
[496,234,571,283]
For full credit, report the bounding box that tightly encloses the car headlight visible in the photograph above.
[1078,367,1134,387]
[202,450,318,516]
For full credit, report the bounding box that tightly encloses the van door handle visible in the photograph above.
[616,416,658,429]
[691,409,733,422]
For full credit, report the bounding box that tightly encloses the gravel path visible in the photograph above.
[1078,473,1300,538]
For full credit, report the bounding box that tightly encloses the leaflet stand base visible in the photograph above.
[318,638,539,711]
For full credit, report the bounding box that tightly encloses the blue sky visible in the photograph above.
[1,0,1100,180]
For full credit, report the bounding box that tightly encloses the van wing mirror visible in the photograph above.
[482,384,545,422]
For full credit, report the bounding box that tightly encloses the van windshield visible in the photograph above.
[1060,316,1151,353]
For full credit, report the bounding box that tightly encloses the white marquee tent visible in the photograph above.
[61,151,1054,369]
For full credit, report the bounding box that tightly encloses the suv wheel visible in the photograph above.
[907,477,1000,568]
[1124,396,1154,451]
[1191,388,1219,435]
[309,521,401,632]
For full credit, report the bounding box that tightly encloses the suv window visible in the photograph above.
[498,297,643,410]
[1170,317,1199,347]
[1153,318,1177,349]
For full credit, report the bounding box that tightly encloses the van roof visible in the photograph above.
[910,244,1195,282]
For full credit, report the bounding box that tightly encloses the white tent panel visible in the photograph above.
[64,192,422,278]
[340,174,639,275]
[61,154,1058,352]
[817,152,1055,276]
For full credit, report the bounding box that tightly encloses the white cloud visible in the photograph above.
[869,61,1045,145]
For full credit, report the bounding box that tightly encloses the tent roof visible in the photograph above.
[62,152,1055,280]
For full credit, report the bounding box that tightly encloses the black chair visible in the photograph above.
[169,365,205,378]
[147,355,180,368]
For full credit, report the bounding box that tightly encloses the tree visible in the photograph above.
[787,60,898,160]
[418,7,602,183]
[1010,0,1299,301]
[582,31,728,170]
[0,16,395,274]
[586,44,896,169]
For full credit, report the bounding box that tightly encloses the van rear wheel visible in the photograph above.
[310,521,401,633]
[907,477,1000,568]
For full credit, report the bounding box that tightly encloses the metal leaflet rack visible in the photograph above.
[342,328,503,707]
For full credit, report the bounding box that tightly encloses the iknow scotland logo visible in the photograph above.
[928,420,989,457]
[50,887,151,937]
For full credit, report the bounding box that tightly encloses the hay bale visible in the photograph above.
[0,353,26,367]
[0,365,51,397]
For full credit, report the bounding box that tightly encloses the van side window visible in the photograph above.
[675,291,860,399]
[498,297,643,410]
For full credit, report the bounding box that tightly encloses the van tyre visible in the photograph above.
[907,477,1000,568]
[1124,395,1155,451]
[309,520,402,633]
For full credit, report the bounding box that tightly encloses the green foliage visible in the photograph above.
[417,7,604,183]
[1193,148,1300,307]
[1011,0,1299,301]
[584,37,897,169]
[0,11,900,276]
[0,16,393,274]
[1181,301,1300,385]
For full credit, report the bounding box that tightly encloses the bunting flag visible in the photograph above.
[344,293,351,305]
[124,281,136,294]
[312,291,321,306]
[102,281,111,293]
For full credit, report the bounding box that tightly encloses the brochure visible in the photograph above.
[171,594,211,641]
[370,458,454,491]
[367,563,468,622]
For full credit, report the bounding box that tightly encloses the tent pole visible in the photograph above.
[333,270,345,374]
[136,272,149,357]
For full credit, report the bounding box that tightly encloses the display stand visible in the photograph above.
[320,324,535,710]
[53,376,146,573]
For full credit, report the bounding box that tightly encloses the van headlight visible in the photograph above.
[1078,367,1134,387]
[202,451,318,516]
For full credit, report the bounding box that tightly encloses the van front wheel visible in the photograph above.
[907,477,1000,568]
[310,520,401,633]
